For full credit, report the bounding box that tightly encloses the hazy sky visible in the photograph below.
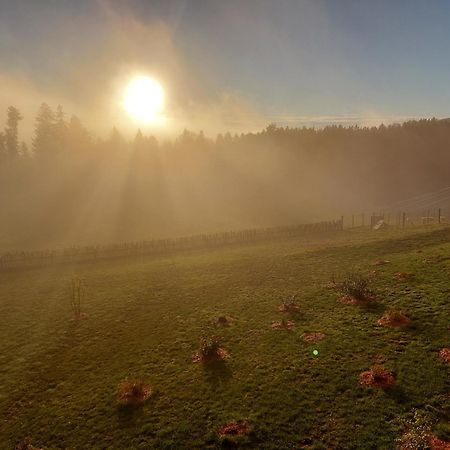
[1,0,450,137]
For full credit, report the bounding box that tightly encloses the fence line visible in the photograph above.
[345,208,448,229]
[0,219,343,271]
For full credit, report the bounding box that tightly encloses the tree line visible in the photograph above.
[1,103,449,251]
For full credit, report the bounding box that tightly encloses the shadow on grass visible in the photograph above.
[117,403,145,425]
[116,393,158,426]
[359,301,385,315]
[203,360,233,387]
[385,385,408,404]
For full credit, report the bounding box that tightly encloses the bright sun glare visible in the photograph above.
[124,76,165,123]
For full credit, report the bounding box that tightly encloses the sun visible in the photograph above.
[123,76,165,123]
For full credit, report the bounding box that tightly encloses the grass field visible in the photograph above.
[0,226,449,449]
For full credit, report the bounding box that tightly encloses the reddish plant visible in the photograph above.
[218,421,250,437]
[117,379,152,405]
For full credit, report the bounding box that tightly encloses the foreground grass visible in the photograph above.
[0,226,449,449]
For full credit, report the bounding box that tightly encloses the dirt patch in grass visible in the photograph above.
[339,295,359,305]
[394,272,415,281]
[378,309,411,328]
[372,259,390,266]
[430,436,450,450]
[218,421,250,437]
[358,365,396,389]
[339,294,376,305]
[439,348,450,364]
[213,316,233,327]
[117,379,152,405]
[271,319,295,330]
[303,332,325,343]
[15,438,43,450]
[192,336,230,363]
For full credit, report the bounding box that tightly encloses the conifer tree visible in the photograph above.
[4,106,23,162]
[33,103,56,161]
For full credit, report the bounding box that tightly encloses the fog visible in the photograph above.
[1,2,450,252]
[2,112,450,252]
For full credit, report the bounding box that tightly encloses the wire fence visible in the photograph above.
[345,207,448,229]
[0,219,344,271]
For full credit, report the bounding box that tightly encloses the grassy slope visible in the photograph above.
[0,227,449,449]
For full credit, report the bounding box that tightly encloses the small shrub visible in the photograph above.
[193,336,229,363]
[200,336,221,359]
[278,294,300,312]
[117,379,152,405]
[338,273,375,302]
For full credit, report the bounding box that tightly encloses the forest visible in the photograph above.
[1,103,449,251]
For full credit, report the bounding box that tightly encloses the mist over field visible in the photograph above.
[1,114,450,252]
[2,1,450,252]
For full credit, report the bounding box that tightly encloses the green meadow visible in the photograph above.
[1,226,449,449]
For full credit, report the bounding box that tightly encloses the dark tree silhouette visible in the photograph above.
[4,106,23,163]
[33,103,56,162]
[1,104,450,251]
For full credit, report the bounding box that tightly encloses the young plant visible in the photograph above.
[279,294,300,312]
[338,273,374,301]
[199,336,222,361]
[117,379,152,406]
[69,277,85,319]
